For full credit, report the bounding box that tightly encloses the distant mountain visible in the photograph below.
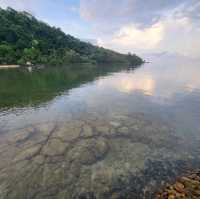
[0,7,143,66]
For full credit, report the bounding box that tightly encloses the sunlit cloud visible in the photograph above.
[98,22,164,52]
[80,0,200,58]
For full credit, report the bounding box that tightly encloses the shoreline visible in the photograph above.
[0,65,20,69]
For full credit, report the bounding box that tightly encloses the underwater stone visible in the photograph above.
[68,137,109,165]
[82,124,93,138]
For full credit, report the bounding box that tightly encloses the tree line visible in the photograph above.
[0,7,144,66]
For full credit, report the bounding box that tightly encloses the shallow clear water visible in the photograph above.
[0,55,199,198]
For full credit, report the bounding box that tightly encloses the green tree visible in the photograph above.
[0,7,143,66]
[0,44,15,64]
[18,47,41,65]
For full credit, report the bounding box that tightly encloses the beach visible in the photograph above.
[0,65,20,69]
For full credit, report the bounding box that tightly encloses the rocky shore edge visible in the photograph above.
[156,170,200,199]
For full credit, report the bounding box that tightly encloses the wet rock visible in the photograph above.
[109,121,121,128]
[156,170,200,199]
[117,126,129,136]
[42,138,67,156]
[131,124,140,131]
[0,114,199,199]
[82,124,93,138]
[35,122,57,136]
[53,122,81,142]
[91,167,114,195]
[96,125,110,135]
[14,145,40,162]
[7,127,35,144]
[174,182,185,193]
[68,138,109,165]
[33,155,45,165]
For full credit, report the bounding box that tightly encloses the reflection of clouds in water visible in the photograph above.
[97,58,200,104]
[183,71,200,92]
[97,73,155,95]
[150,60,200,98]
[118,75,155,95]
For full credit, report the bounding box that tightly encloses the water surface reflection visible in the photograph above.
[0,55,199,198]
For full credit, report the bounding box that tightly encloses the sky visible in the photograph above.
[0,0,200,58]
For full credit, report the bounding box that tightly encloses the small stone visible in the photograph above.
[82,125,93,138]
[35,122,57,136]
[109,121,121,128]
[111,192,120,199]
[118,126,129,135]
[42,138,67,156]
[33,155,45,165]
[168,194,175,199]
[54,122,81,141]
[68,138,109,165]
[14,145,40,161]
[9,127,34,144]
[174,182,185,193]
[96,126,110,134]
[131,125,139,131]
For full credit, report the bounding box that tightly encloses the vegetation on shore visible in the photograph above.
[0,7,143,67]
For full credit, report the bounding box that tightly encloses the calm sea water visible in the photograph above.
[0,55,199,198]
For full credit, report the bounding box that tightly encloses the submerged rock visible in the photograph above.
[0,114,199,199]
[53,121,81,142]
[156,170,200,199]
[82,124,93,138]
[67,137,109,165]
[42,138,67,156]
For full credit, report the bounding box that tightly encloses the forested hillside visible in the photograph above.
[0,7,143,66]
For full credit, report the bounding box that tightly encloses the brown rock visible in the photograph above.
[168,194,175,199]
[174,182,185,193]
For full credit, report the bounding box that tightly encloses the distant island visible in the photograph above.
[0,7,144,67]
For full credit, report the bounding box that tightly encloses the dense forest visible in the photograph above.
[0,7,143,66]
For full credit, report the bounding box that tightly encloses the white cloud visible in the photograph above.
[80,0,186,28]
[80,0,200,58]
[159,16,200,58]
[113,22,163,49]
[96,14,200,58]
[80,0,200,57]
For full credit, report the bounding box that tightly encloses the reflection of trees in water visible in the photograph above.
[0,113,199,198]
[0,64,136,109]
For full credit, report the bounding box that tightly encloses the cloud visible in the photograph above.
[174,0,200,24]
[80,0,200,58]
[159,16,200,58]
[80,0,186,28]
[98,22,164,51]
[97,15,200,58]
